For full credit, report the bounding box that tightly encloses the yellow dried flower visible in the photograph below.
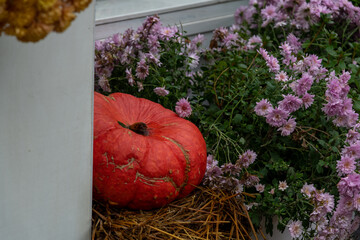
[7,7,36,27]
[1,0,92,42]
[9,0,37,10]
[36,0,57,11]
[18,21,53,42]
[72,0,92,12]
[4,26,27,38]
[0,3,8,23]
[54,2,76,32]
[37,1,61,25]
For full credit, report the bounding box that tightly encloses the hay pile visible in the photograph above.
[92,186,266,240]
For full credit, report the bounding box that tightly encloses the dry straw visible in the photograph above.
[92,186,267,240]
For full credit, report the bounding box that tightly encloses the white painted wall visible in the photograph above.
[95,0,248,47]
[0,3,94,240]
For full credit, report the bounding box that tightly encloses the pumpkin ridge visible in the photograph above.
[101,152,137,172]
[134,171,177,187]
[161,136,190,194]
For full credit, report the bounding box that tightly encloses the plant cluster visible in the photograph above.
[94,15,204,114]
[94,0,360,238]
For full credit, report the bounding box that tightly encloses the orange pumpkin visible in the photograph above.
[93,92,207,209]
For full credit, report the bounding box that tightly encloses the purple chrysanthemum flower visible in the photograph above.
[278,117,297,136]
[288,220,303,238]
[266,55,280,73]
[294,72,314,96]
[242,175,260,187]
[237,149,257,168]
[275,71,289,82]
[286,33,302,53]
[279,41,292,57]
[337,173,360,197]
[175,98,192,118]
[255,183,265,193]
[254,99,273,116]
[301,183,316,198]
[98,75,111,92]
[346,129,360,144]
[135,59,149,80]
[261,5,277,26]
[187,52,200,69]
[206,155,218,169]
[153,87,169,96]
[247,35,262,49]
[266,107,289,127]
[337,156,356,176]
[278,94,302,113]
[304,54,322,71]
[354,194,360,211]
[223,33,239,47]
[279,180,288,191]
[322,99,343,117]
[221,163,241,176]
[341,142,360,159]
[326,79,343,99]
[302,93,315,109]
[125,68,135,86]
[339,71,351,84]
[258,48,270,61]
[159,26,178,40]
[319,192,335,213]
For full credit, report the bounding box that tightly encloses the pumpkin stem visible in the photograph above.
[128,122,149,136]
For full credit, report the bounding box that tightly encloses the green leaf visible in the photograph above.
[325,46,337,57]
[339,61,346,70]
[238,63,247,69]
[232,114,243,125]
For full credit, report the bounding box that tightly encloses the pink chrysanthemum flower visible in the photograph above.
[301,183,316,198]
[286,33,301,53]
[153,87,169,96]
[247,35,262,49]
[275,71,289,82]
[175,98,192,118]
[254,99,273,116]
[346,129,360,144]
[341,142,360,159]
[261,5,277,26]
[279,42,292,57]
[278,94,302,113]
[279,180,288,191]
[187,52,200,69]
[135,59,149,80]
[295,72,314,96]
[322,99,343,117]
[159,26,178,40]
[258,48,270,61]
[266,107,289,127]
[354,194,360,211]
[237,150,257,168]
[304,54,322,71]
[267,55,280,73]
[302,93,315,109]
[288,220,303,238]
[319,192,335,212]
[125,68,135,86]
[336,156,356,176]
[255,184,265,193]
[337,173,360,197]
[98,75,111,92]
[278,117,297,136]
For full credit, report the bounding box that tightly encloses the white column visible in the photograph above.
[0,3,94,240]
